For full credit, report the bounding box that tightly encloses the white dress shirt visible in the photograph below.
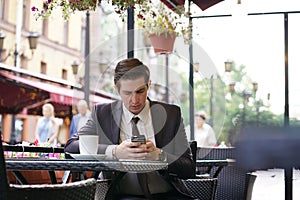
[105,100,172,195]
[120,100,156,144]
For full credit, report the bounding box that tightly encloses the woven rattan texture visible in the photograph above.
[197,148,250,200]
[94,179,111,200]
[8,178,96,200]
[183,178,218,200]
[6,159,167,173]
[120,161,167,171]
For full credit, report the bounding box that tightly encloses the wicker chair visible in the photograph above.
[183,178,218,200]
[183,141,218,200]
[197,147,256,200]
[7,178,97,200]
[94,179,111,200]
[98,141,217,200]
[0,135,97,200]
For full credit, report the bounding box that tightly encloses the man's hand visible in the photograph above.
[145,139,161,160]
[115,139,148,159]
[115,139,163,160]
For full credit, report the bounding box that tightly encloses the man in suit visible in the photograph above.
[65,58,195,199]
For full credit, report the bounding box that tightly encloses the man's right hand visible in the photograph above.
[115,140,148,159]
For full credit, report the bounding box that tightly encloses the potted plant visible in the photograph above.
[31,0,191,52]
[31,0,98,20]
[31,0,144,20]
[136,0,190,54]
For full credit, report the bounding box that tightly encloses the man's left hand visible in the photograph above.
[145,139,161,160]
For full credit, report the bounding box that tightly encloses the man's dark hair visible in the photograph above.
[114,58,150,90]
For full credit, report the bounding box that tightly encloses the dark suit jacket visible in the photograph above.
[65,98,195,196]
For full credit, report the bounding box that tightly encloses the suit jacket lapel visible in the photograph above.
[149,100,167,148]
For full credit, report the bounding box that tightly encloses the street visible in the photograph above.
[251,168,300,200]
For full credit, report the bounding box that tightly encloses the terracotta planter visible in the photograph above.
[148,33,176,54]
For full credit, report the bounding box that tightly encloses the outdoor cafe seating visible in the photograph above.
[0,139,217,200]
[95,141,219,200]
[184,141,218,200]
[196,146,256,200]
[1,137,257,200]
[94,141,219,200]
[0,136,97,200]
[0,138,248,200]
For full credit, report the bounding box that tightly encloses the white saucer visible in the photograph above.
[69,154,106,160]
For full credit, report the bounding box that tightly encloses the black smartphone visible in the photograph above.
[131,135,146,144]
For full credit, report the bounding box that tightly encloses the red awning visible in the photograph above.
[0,72,112,117]
[161,0,224,11]
[192,0,224,11]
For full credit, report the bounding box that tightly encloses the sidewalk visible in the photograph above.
[251,168,300,200]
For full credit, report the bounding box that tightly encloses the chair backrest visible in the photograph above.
[94,179,111,200]
[0,133,97,200]
[196,147,256,200]
[0,134,9,200]
[189,140,197,164]
[183,178,218,200]
[8,178,97,200]
[245,173,257,200]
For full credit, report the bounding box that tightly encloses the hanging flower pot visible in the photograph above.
[148,33,176,54]
[31,0,99,20]
[69,0,98,11]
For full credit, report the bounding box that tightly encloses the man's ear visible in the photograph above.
[147,80,152,88]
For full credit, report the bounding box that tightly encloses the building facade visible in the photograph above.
[0,0,113,144]
[0,0,185,145]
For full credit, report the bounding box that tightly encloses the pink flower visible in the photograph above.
[31,6,36,11]
[34,139,39,146]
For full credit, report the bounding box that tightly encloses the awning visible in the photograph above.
[0,72,113,117]
[161,0,224,11]
[192,0,224,11]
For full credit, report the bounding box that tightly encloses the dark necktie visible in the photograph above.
[131,117,140,136]
[131,117,152,199]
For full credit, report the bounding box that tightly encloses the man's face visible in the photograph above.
[116,76,149,115]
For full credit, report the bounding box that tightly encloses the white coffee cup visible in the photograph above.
[79,135,98,155]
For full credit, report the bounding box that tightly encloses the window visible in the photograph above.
[22,0,29,30]
[41,61,47,74]
[42,19,49,37]
[63,21,69,45]
[20,54,28,69]
[0,0,4,19]
[0,49,8,62]
[62,69,67,80]
[0,0,8,20]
